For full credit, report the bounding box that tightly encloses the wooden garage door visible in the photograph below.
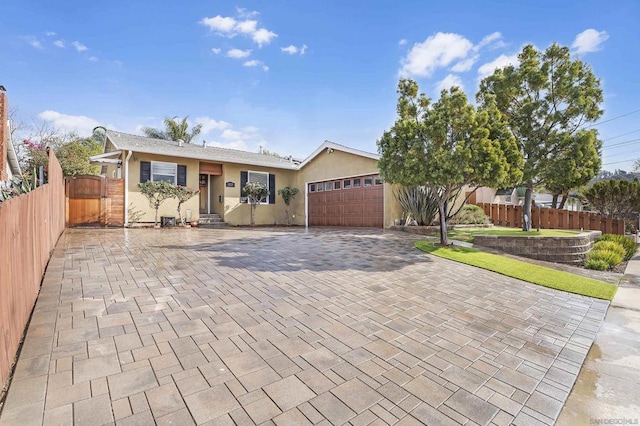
[308,175,383,227]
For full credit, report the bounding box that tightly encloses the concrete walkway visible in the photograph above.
[0,228,610,425]
[558,251,640,425]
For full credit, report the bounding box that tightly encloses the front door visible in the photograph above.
[199,173,208,214]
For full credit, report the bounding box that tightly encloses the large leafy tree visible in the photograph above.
[477,43,604,230]
[543,132,602,209]
[142,116,203,143]
[582,179,640,219]
[378,80,523,245]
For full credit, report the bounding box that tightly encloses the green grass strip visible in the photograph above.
[415,241,617,301]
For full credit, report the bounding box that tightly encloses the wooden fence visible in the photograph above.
[475,203,625,235]
[0,149,65,389]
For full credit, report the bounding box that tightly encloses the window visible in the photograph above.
[364,177,373,187]
[343,179,351,189]
[317,183,323,192]
[374,176,382,185]
[325,182,332,191]
[240,170,275,204]
[334,181,341,190]
[309,183,316,192]
[151,161,177,183]
[353,178,361,188]
[141,161,186,185]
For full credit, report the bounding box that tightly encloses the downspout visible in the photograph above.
[305,181,309,228]
[124,150,133,227]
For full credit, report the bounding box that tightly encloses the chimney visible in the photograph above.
[0,88,8,182]
[202,140,206,149]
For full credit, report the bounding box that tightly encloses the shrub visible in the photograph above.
[586,248,624,270]
[451,205,490,225]
[598,234,637,260]
[584,258,609,271]
[393,186,438,226]
[591,241,626,259]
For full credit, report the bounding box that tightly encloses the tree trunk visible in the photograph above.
[551,194,559,209]
[558,193,568,210]
[285,206,290,225]
[177,202,184,225]
[438,201,448,245]
[522,184,533,231]
[155,206,159,227]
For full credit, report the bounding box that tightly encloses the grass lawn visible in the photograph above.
[448,226,581,243]
[415,241,617,300]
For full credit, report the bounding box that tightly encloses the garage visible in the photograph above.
[308,174,384,227]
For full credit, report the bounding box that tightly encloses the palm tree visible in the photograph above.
[142,116,203,143]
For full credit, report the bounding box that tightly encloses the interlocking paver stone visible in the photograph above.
[0,228,609,425]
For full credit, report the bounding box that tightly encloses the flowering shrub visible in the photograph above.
[242,182,269,226]
[173,186,200,225]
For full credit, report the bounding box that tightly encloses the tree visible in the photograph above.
[277,186,299,225]
[55,137,103,177]
[543,132,602,209]
[477,43,604,230]
[242,181,269,226]
[378,80,523,245]
[173,186,199,226]
[142,116,202,143]
[138,181,176,227]
[582,179,640,219]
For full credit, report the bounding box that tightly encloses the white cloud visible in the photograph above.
[236,7,259,18]
[236,20,258,34]
[38,110,101,136]
[399,32,474,77]
[200,11,277,47]
[572,29,609,54]
[281,45,298,54]
[30,39,43,49]
[45,31,56,36]
[89,56,98,62]
[262,65,269,72]
[398,39,408,46]
[53,40,65,48]
[252,28,277,47]
[281,44,307,55]
[435,74,464,93]
[477,53,519,78]
[200,15,237,33]
[195,116,230,134]
[474,32,503,51]
[243,59,263,67]
[227,48,252,58]
[221,129,244,140]
[451,56,478,72]
[72,41,88,52]
[211,48,221,54]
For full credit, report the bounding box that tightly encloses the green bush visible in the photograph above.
[591,241,626,259]
[586,248,624,270]
[451,205,490,225]
[598,234,637,260]
[584,258,609,271]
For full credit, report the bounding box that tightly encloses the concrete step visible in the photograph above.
[197,222,229,229]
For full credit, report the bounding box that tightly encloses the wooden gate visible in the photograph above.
[66,175,125,227]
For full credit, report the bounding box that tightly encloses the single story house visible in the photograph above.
[91,130,403,227]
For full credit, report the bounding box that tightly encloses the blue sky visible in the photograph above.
[2,0,639,170]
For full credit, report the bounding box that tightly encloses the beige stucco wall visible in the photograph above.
[127,153,201,223]
[221,163,299,226]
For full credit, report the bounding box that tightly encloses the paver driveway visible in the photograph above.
[0,228,608,425]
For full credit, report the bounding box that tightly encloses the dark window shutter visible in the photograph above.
[177,165,187,186]
[240,171,248,203]
[140,161,151,182]
[268,174,276,204]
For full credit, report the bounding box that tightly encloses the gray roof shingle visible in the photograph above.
[106,130,300,170]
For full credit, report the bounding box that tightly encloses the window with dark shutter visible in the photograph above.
[140,161,151,183]
[177,165,187,186]
[240,171,248,203]
[268,174,276,204]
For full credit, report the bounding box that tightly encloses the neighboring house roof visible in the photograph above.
[495,188,514,196]
[298,140,379,169]
[103,130,300,170]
